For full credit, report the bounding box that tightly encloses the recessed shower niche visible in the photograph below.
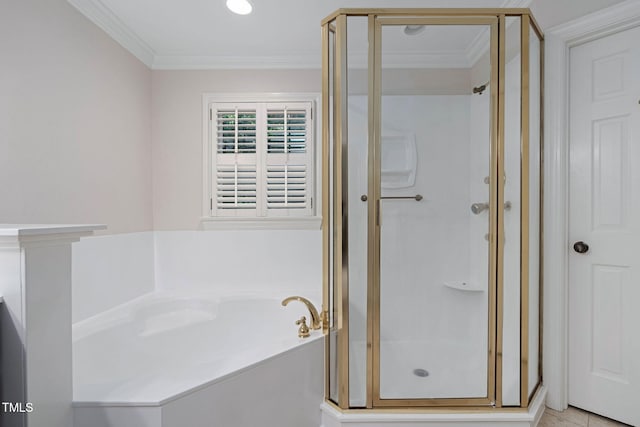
[320,8,544,424]
[381,133,417,189]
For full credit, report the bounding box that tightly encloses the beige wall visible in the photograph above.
[0,0,153,234]
[151,69,321,230]
[0,0,321,233]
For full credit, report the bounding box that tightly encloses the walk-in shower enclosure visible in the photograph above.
[321,9,543,410]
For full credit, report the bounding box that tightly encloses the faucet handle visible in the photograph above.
[295,316,310,338]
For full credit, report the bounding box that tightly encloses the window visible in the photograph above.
[202,95,319,229]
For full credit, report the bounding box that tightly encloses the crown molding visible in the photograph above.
[465,28,491,67]
[547,0,640,46]
[500,0,533,8]
[67,0,155,67]
[152,54,321,70]
[69,0,536,70]
[465,0,534,66]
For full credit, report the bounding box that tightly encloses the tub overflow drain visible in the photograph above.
[413,368,429,378]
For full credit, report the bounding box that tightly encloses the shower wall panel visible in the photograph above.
[503,48,523,407]
[377,95,488,399]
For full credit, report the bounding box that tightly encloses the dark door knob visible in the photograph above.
[573,241,589,254]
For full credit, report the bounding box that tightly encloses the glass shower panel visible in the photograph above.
[502,16,522,407]
[346,16,369,408]
[378,23,491,400]
[326,21,339,404]
[527,24,542,399]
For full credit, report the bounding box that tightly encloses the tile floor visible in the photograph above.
[539,406,632,427]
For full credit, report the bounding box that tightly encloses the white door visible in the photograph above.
[569,25,640,426]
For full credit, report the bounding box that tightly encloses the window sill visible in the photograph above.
[200,216,322,230]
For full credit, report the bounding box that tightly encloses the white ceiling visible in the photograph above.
[67,0,625,69]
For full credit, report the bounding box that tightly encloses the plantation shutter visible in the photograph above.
[264,102,313,216]
[212,103,259,216]
[209,100,314,218]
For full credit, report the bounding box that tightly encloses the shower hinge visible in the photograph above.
[209,109,212,121]
[310,197,313,208]
[210,198,213,210]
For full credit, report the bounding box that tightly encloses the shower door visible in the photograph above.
[371,16,498,406]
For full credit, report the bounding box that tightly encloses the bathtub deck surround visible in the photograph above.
[72,231,155,323]
[152,230,321,293]
[0,224,105,427]
[69,227,322,426]
[72,291,323,427]
[75,338,323,427]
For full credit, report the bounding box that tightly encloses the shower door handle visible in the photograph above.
[380,194,423,201]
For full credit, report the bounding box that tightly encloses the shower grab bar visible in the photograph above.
[380,194,423,201]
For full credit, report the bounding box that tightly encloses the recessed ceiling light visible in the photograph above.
[404,25,425,36]
[226,0,253,15]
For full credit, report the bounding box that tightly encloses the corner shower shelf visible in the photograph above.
[443,281,484,292]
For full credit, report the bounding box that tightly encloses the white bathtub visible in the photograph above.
[72,291,324,427]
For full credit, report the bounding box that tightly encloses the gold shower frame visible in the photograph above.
[321,8,544,411]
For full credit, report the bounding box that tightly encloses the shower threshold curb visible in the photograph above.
[320,385,547,427]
